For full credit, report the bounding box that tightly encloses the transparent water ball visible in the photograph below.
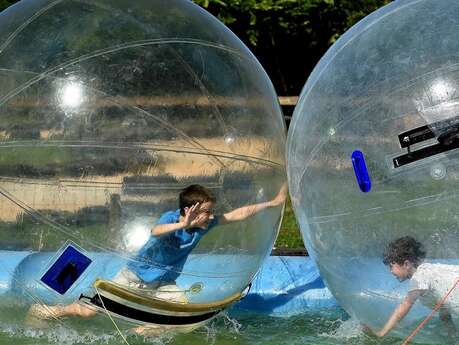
[0,0,285,328]
[287,0,459,342]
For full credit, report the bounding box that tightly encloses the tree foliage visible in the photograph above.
[0,0,392,94]
[0,0,16,9]
[193,0,392,94]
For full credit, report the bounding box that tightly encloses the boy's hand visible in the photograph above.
[183,203,200,229]
[270,183,288,207]
[190,213,209,229]
[362,324,383,337]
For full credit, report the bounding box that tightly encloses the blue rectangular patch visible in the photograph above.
[41,244,92,295]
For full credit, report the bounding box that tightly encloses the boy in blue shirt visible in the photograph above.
[29,183,287,319]
[116,184,222,289]
[114,183,286,290]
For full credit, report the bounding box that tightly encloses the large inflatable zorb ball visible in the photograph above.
[0,0,285,330]
[287,0,459,342]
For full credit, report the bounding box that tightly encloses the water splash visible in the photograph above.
[0,321,116,345]
[321,316,363,340]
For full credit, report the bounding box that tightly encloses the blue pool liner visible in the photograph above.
[0,250,336,316]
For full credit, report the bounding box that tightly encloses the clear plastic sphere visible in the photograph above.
[287,0,459,342]
[0,0,285,326]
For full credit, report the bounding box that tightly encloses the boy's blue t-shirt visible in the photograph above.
[127,209,218,283]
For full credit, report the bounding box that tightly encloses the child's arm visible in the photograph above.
[220,184,287,224]
[152,221,187,236]
[365,289,424,337]
[152,203,201,236]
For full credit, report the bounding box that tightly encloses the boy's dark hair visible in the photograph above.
[179,184,215,216]
[383,236,426,267]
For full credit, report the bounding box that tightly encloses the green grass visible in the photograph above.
[0,146,72,166]
[275,197,304,249]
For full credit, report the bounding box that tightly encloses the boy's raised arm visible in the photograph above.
[152,222,187,236]
[220,184,287,224]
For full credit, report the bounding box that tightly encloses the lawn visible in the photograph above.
[275,197,304,250]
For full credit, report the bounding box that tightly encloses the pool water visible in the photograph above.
[0,308,428,345]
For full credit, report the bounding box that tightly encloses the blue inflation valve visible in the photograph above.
[351,150,371,193]
[41,244,92,295]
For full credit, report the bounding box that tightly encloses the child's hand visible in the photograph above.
[361,324,383,337]
[270,183,288,207]
[361,324,373,335]
[183,203,200,228]
[190,213,209,229]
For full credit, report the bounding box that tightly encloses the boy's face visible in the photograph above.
[389,261,413,282]
[193,201,215,229]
